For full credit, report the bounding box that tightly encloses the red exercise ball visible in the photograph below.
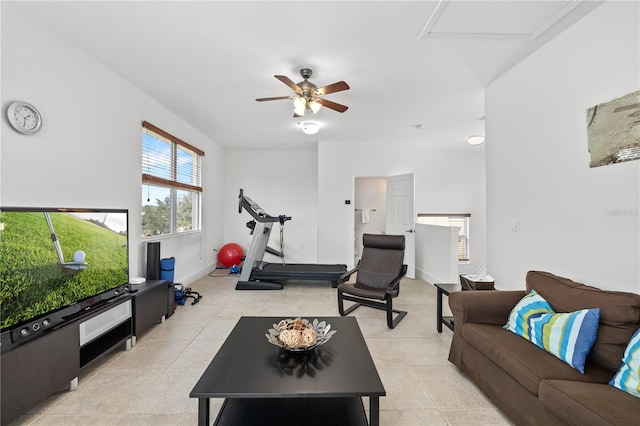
[218,243,244,267]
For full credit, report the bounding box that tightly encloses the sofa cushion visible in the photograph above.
[609,328,640,398]
[540,379,640,426]
[504,290,554,339]
[526,271,640,373]
[463,323,613,396]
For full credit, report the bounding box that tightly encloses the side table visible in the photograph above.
[434,283,460,333]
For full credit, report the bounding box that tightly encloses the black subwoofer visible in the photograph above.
[146,242,160,280]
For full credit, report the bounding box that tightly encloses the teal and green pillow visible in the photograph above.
[609,328,640,398]
[504,290,554,339]
[504,290,600,374]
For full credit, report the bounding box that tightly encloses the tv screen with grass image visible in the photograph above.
[0,208,129,332]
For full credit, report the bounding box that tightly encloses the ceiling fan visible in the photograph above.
[256,68,350,117]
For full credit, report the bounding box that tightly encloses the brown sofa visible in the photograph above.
[448,270,640,426]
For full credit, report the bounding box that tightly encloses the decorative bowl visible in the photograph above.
[266,318,337,352]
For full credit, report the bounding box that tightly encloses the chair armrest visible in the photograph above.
[448,290,525,326]
[385,264,408,295]
[338,266,359,284]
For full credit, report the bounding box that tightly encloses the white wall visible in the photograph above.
[317,140,416,268]
[1,4,226,284]
[224,143,485,274]
[223,150,318,263]
[415,150,486,276]
[486,1,639,292]
[415,223,459,283]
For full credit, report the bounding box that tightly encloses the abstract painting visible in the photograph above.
[586,90,640,168]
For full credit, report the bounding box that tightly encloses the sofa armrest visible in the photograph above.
[449,290,525,326]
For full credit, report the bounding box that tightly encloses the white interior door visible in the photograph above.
[386,173,415,279]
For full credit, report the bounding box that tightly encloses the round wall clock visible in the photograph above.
[7,101,42,135]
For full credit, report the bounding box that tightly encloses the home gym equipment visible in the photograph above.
[159,257,175,282]
[218,243,244,267]
[236,189,347,290]
[174,284,201,305]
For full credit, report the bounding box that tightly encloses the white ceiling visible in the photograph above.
[12,1,603,151]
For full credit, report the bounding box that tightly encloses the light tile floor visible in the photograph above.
[10,274,513,425]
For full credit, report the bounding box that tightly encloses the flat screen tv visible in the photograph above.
[0,207,129,346]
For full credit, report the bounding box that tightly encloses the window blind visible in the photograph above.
[142,121,204,192]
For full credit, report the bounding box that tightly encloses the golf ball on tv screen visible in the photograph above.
[73,250,85,263]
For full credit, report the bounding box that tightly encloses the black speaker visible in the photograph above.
[146,241,160,280]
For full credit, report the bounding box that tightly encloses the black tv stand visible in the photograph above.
[130,279,171,344]
[0,279,173,424]
[1,296,133,424]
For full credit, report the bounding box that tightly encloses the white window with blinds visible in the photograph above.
[416,213,470,262]
[142,121,204,237]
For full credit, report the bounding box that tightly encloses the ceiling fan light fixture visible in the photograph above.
[467,135,485,145]
[300,121,319,135]
[293,96,306,110]
[293,96,307,116]
[309,100,322,114]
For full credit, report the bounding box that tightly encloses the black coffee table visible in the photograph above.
[190,316,385,426]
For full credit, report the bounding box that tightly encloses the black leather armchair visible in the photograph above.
[337,234,407,329]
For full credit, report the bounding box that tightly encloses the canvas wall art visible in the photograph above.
[586,89,640,168]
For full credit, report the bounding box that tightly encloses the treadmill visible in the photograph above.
[236,189,347,290]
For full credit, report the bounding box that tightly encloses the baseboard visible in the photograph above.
[416,267,446,285]
[176,262,218,286]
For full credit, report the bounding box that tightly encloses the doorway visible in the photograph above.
[354,174,416,279]
[354,177,387,265]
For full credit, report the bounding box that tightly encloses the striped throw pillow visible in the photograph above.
[528,309,600,373]
[504,290,554,339]
[610,328,640,398]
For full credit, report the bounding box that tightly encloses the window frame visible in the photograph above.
[142,121,204,238]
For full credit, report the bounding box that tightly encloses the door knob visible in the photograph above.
[405,229,414,233]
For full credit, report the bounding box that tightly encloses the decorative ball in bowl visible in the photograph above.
[266,318,337,352]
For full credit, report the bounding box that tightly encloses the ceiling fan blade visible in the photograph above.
[317,98,349,113]
[255,96,290,102]
[317,81,350,96]
[275,75,302,94]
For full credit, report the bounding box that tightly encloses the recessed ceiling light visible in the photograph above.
[467,135,485,145]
